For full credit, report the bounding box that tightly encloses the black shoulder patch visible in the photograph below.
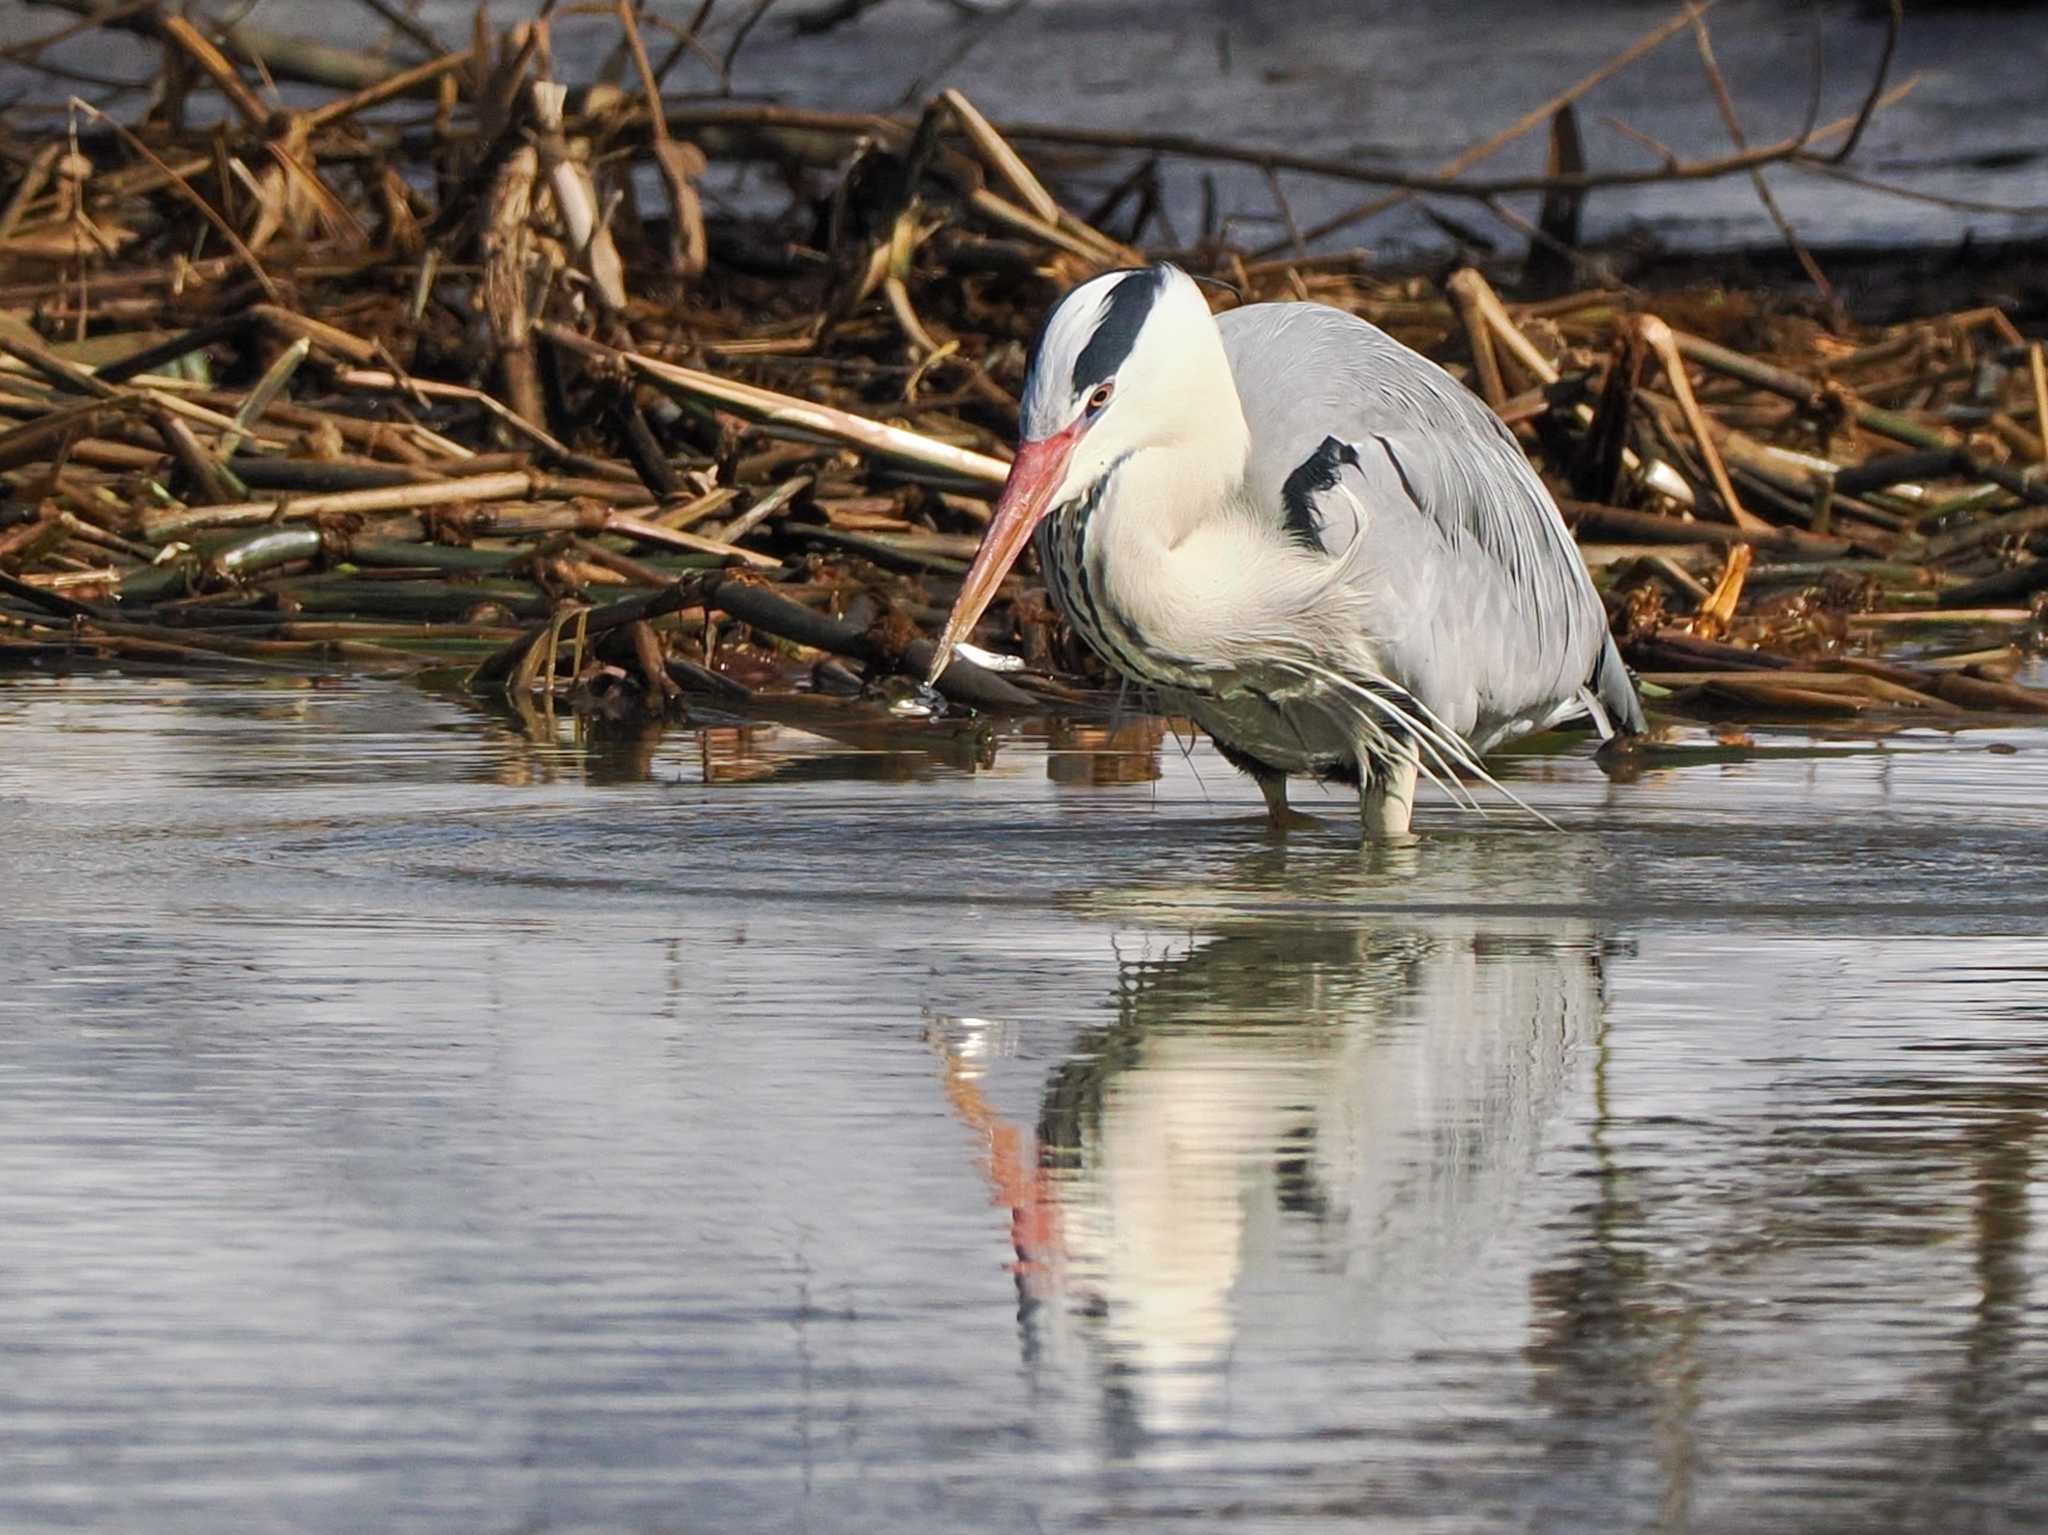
[1279,435,1360,553]
[1071,268,1162,393]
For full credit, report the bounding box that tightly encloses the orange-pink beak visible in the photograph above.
[924,423,1082,685]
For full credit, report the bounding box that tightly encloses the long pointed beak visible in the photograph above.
[924,427,1079,685]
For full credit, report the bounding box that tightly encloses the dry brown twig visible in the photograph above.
[65,97,281,302]
[616,0,709,278]
[1685,4,1837,314]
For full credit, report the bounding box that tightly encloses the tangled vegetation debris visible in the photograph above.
[1,0,2043,742]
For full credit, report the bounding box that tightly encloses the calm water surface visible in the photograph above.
[3,673,2047,1532]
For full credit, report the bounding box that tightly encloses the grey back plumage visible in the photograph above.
[1215,302,1632,748]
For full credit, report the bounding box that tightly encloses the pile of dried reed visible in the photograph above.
[1,0,2042,734]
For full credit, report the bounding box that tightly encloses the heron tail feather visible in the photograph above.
[1591,633,1647,738]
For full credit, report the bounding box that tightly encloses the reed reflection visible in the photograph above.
[464,688,1004,786]
[933,844,1611,1442]
[1045,717,1167,787]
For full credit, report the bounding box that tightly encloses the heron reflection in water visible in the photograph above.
[930,847,1611,1440]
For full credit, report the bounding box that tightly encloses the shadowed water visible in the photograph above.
[2,673,2046,1532]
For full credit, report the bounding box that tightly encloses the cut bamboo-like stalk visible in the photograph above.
[218,336,309,461]
[532,82,630,314]
[705,475,812,546]
[1922,504,2048,563]
[1849,608,2038,626]
[1924,672,2048,716]
[1444,269,1507,411]
[1641,669,1957,711]
[2030,343,2048,468]
[538,323,1010,487]
[1988,413,2046,463]
[1450,267,1557,384]
[651,487,741,530]
[142,470,536,541]
[1673,328,1960,453]
[1646,552,1713,603]
[941,123,1134,265]
[152,406,243,504]
[600,513,783,569]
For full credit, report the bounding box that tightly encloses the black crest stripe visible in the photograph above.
[1071,268,1162,394]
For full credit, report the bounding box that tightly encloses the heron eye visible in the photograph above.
[1086,383,1113,416]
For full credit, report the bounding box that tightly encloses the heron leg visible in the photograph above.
[1359,737,1419,841]
[1257,772,1319,833]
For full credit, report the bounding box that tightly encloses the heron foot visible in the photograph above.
[1264,806,1324,835]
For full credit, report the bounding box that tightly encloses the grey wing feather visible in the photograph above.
[1216,302,1642,743]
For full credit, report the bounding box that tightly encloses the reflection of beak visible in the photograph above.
[925,425,1081,684]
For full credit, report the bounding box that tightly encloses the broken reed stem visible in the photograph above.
[1673,330,1959,451]
[0,144,62,242]
[305,48,473,129]
[2,0,2044,733]
[1693,542,1753,632]
[334,369,572,458]
[1447,267,1558,385]
[1639,315,1771,531]
[482,142,545,429]
[616,0,707,277]
[159,15,272,128]
[944,88,1058,226]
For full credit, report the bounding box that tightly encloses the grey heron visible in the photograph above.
[927,263,1645,838]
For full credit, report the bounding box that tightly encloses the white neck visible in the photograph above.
[1071,296,1269,671]
[1089,433,1258,670]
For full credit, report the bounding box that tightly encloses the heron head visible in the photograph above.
[928,263,1232,682]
